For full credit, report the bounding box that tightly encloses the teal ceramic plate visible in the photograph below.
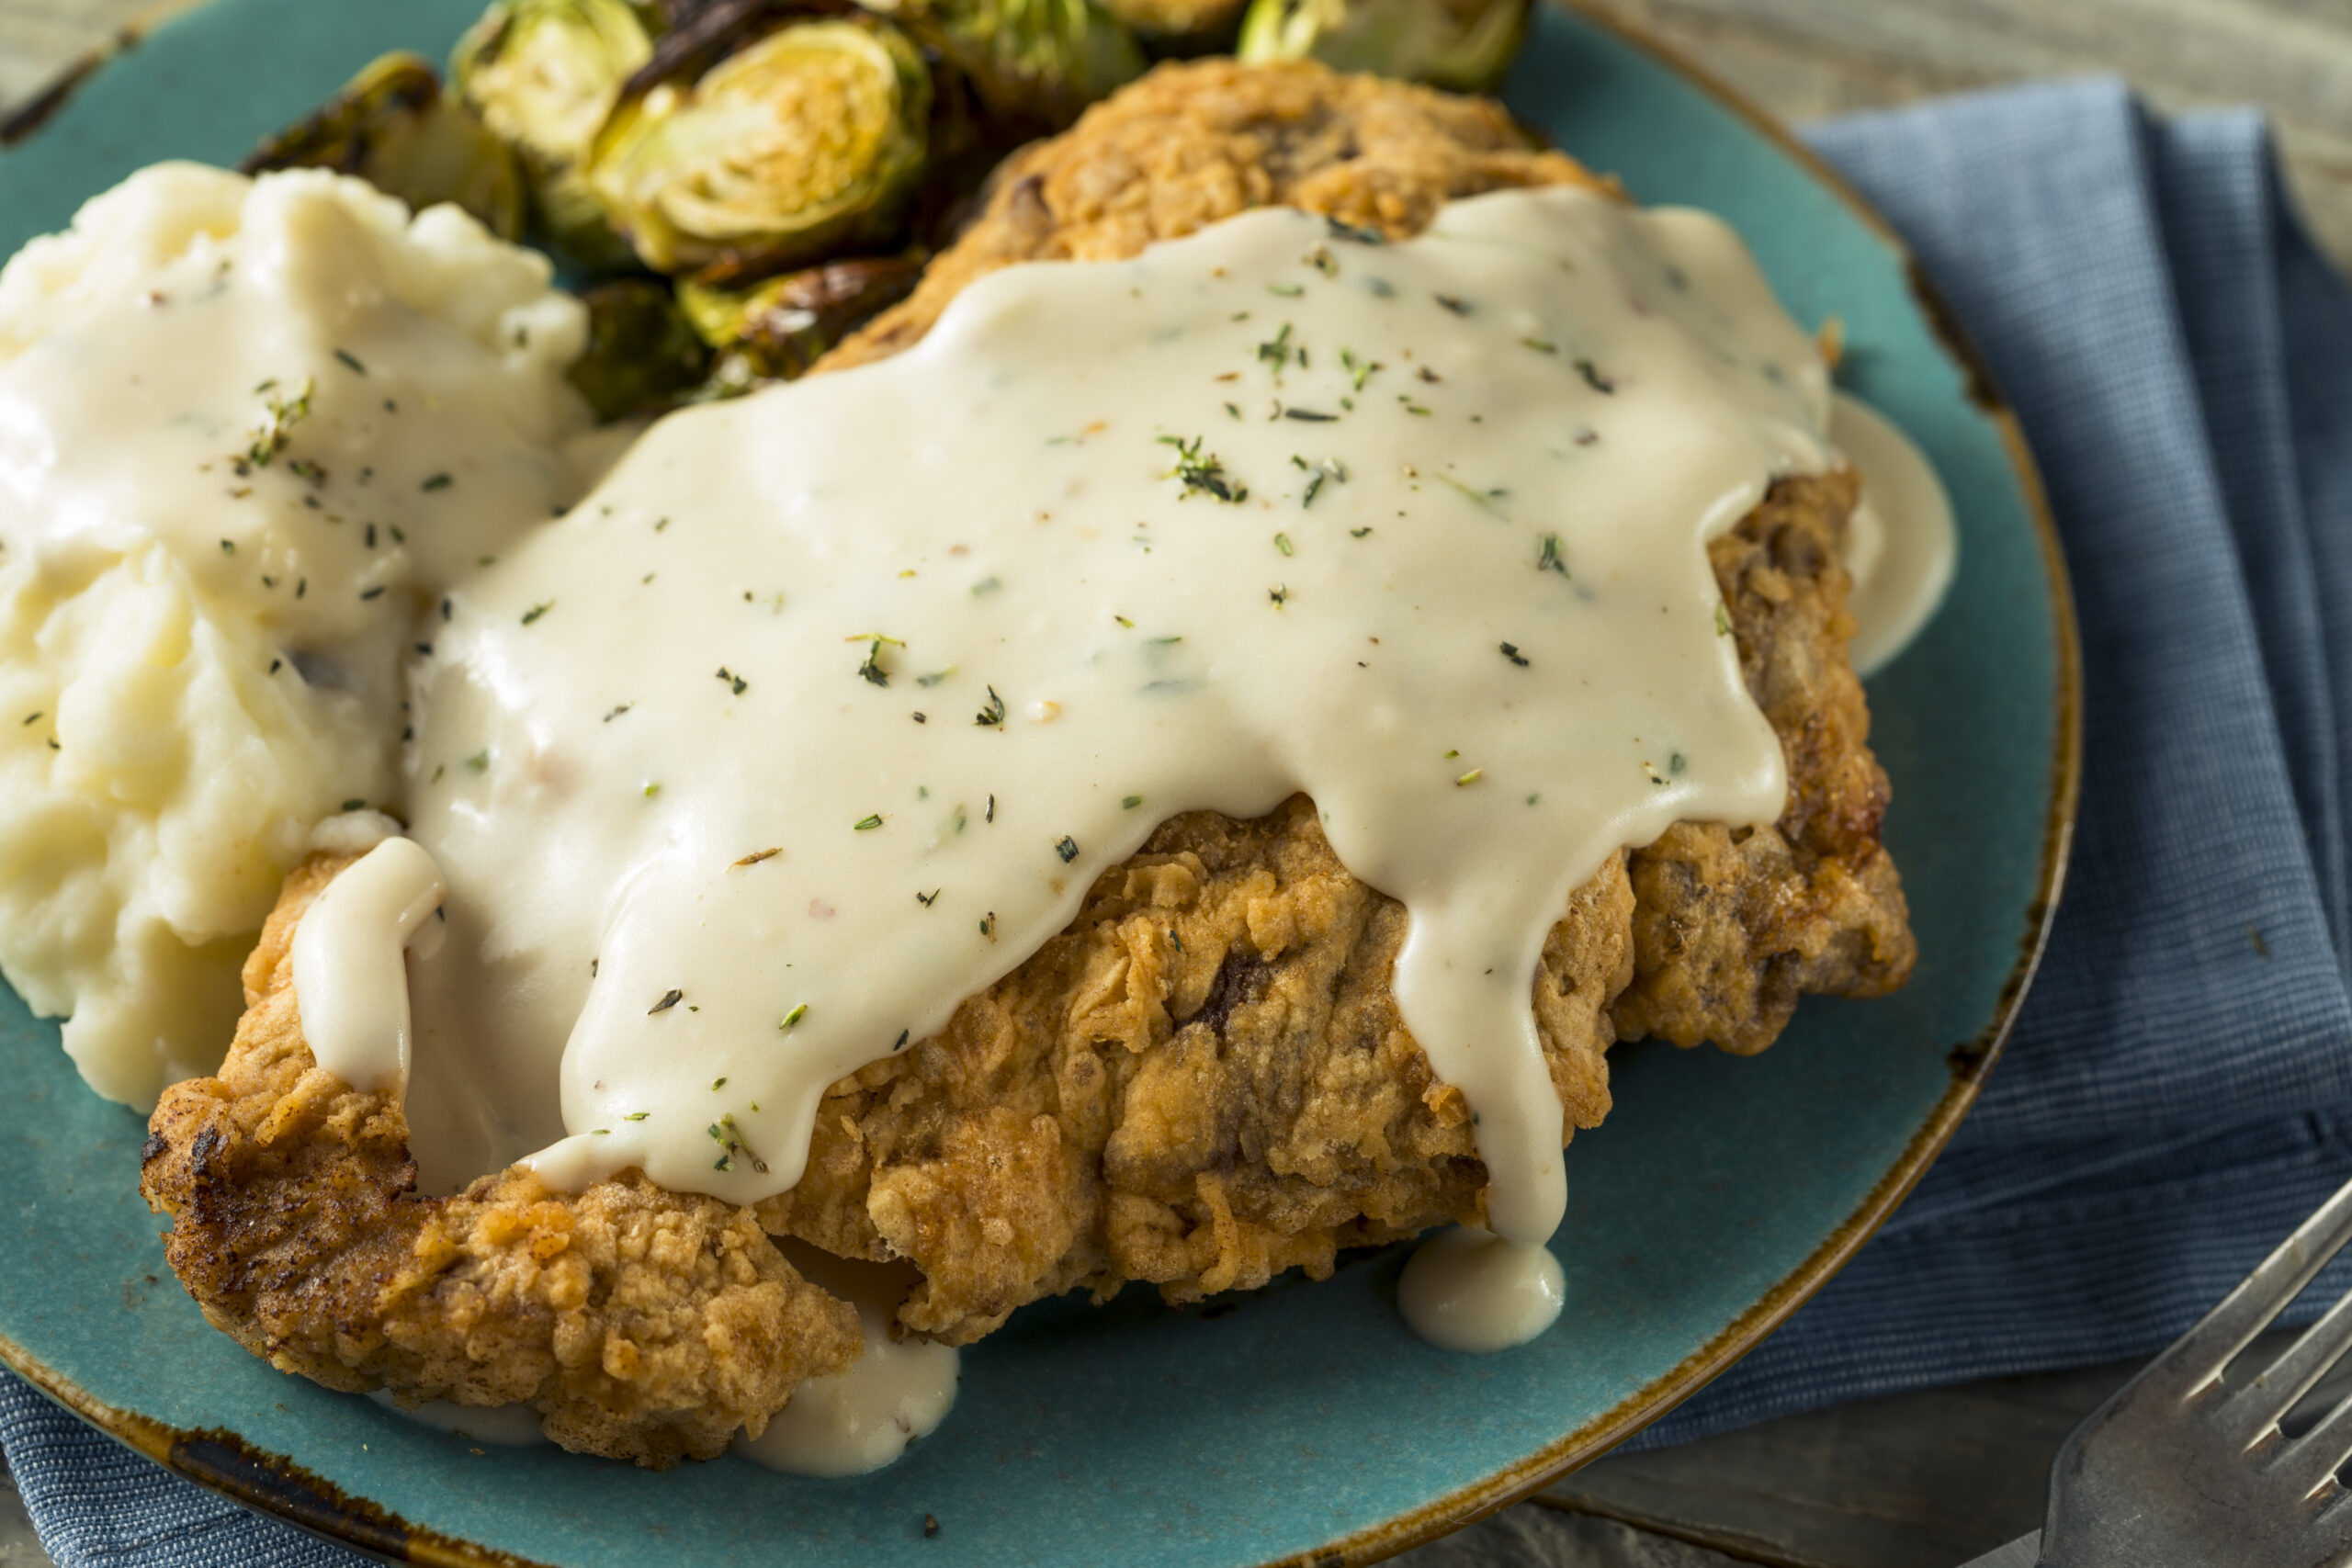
[0,5,2078,1564]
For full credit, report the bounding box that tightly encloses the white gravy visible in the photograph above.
[735,1245,960,1476]
[1830,392,1955,677]
[1396,1227,1566,1352]
[396,186,1834,1251]
[368,1390,548,1448]
[291,835,446,1093]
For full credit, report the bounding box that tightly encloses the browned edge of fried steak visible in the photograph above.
[138,57,1917,1465]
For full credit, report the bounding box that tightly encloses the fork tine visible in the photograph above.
[2154,1174,2352,1396]
[2219,1286,2352,1447]
[2266,1362,2352,1503]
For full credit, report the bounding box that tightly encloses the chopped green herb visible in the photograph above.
[332,348,367,375]
[1257,322,1295,377]
[1500,642,1529,667]
[642,781,661,797]
[1575,358,1616,394]
[1054,835,1080,863]
[708,1113,767,1175]
[1350,525,1373,538]
[781,1004,808,1029]
[1434,294,1471,316]
[854,813,884,831]
[650,988,684,1015]
[603,703,633,722]
[1157,434,1246,502]
[1538,534,1569,577]
[1274,533,1294,557]
[1714,604,1732,637]
[971,576,1001,596]
[625,1111,649,1121]
[916,669,953,687]
[1267,280,1304,298]
[1269,584,1290,607]
[734,847,781,867]
[1455,767,1484,786]
[421,472,454,492]
[1434,472,1504,513]
[341,798,366,811]
[976,685,1007,728]
[521,602,553,626]
[237,378,312,471]
[1669,751,1687,774]
[1521,337,1557,355]
[220,539,235,556]
[711,1077,728,1091]
[716,666,747,695]
[1123,795,1143,809]
[464,750,490,773]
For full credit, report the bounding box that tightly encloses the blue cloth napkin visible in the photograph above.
[11,73,2352,1563]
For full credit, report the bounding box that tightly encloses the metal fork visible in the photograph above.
[1963,1172,2352,1566]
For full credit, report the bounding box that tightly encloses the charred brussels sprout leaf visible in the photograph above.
[677,251,925,379]
[1235,0,1529,92]
[587,18,932,276]
[242,52,527,238]
[452,0,658,271]
[567,277,716,420]
[865,0,1145,128]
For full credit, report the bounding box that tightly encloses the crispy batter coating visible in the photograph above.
[143,58,1914,1452]
[825,58,1606,371]
[140,857,860,1468]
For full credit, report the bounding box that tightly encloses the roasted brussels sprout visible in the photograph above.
[1235,0,1529,93]
[242,52,527,239]
[566,277,717,420]
[586,17,932,275]
[1089,0,1245,55]
[677,251,925,378]
[865,0,1146,127]
[451,0,659,270]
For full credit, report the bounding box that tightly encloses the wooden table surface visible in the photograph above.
[5,2,2348,1564]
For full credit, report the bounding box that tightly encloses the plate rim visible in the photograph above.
[0,3,2086,1564]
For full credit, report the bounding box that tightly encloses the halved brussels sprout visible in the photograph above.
[242,52,527,239]
[586,18,932,276]
[452,0,659,270]
[1235,0,1529,93]
[566,277,717,420]
[862,0,1146,127]
[677,251,926,379]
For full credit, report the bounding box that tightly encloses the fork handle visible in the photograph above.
[1957,1531,2042,1568]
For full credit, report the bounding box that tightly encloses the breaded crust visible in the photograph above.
[142,58,1915,1457]
[140,857,860,1468]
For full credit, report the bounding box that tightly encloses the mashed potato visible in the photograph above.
[0,163,596,1107]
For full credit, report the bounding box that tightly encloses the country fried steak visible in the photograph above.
[141,57,1915,1463]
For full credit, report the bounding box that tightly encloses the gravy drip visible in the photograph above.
[401,186,1833,1247]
